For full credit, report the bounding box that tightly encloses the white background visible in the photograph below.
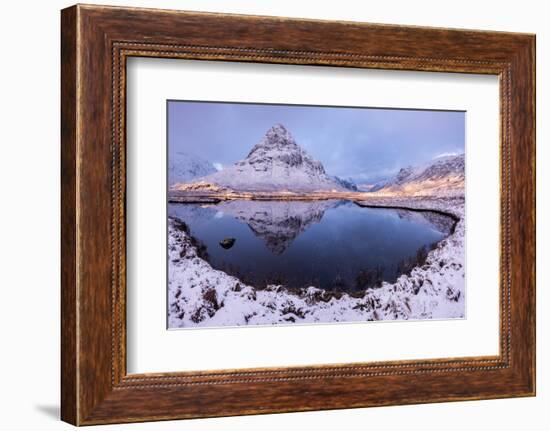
[0,0,547,430]
[127,59,500,373]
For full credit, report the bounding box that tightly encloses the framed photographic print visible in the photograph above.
[61,4,536,425]
[165,101,465,329]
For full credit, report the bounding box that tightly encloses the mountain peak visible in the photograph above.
[176,124,346,192]
[268,123,289,135]
[244,124,327,175]
[246,123,297,157]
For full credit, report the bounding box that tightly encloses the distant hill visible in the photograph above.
[372,154,465,197]
[169,151,216,186]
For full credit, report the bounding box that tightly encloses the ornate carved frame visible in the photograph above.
[61,4,535,425]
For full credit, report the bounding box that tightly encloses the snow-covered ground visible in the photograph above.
[168,196,465,328]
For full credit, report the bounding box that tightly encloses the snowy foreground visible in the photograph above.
[168,196,465,328]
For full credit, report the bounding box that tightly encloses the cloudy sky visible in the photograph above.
[168,100,465,183]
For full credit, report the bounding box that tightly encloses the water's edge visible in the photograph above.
[169,197,458,298]
[353,201,460,235]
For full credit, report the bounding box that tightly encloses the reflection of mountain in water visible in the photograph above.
[394,209,456,235]
[216,200,341,254]
[169,200,455,257]
[168,202,218,221]
[168,199,459,291]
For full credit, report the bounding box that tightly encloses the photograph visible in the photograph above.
[167,101,466,328]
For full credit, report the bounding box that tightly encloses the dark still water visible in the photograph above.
[168,200,453,292]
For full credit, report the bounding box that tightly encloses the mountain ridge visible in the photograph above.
[170,125,464,198]
[169,151,216,185]
[371,153,465,197]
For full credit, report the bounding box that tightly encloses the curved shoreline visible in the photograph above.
[173,199,458,297]
[168,195,465,327]
[353,201,460,235]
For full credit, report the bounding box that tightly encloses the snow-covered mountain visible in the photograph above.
[174,124,346,193]
[169,151,216,186]
[358,179,390,192]
[373,154,465,197]
[331,176,358,191]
